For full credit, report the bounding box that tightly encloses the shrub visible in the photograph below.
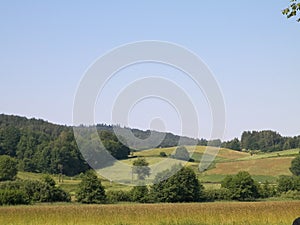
[0,178,70,203]
[290,155,300,176]
[129,186,149,203]
[106,190,131,203]
[172,146,190,161]
[159,152,167,157]
[203,188,231,201]
[277,175,300,193]
[0,189,29,205]
[258,181,277,198]
[280,190,300,200]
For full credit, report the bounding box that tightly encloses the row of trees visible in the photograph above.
[223,130,300,152]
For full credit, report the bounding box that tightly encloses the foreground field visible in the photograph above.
[0,202,299,225]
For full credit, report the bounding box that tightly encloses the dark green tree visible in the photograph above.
[99,130,130,160]
[277,175,300,193]
[151,166,203,202]
[222,138,241,151]
[0,155,17,181]
[221,171,259,201]
[132,158,150,180]
[129,185,149,203]
[0,126,20,156]
[173,146,190,161]
[207,139,222,147]
[290,155,300,176]
[76,170,106,204]
[39,175,70,202]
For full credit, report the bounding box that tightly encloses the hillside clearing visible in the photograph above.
[206,157,294,176]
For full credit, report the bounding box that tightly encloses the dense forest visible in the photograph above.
[0,114,300,176]
[223,130,300,152]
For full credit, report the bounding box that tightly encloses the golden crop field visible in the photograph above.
[0,201,299,225]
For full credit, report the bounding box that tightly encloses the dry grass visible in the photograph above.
[216,148,249,160]
[0,202,299,225]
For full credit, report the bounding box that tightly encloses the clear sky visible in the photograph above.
[1,1,299,140]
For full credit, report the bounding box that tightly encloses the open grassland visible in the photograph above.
[15,147,299,190]
[134,146,250,161]
[206,157,294,176]
[0,201,299,225]
[131,146,298,183]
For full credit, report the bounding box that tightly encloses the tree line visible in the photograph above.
[1,114,300,178]
[223,130,300,152]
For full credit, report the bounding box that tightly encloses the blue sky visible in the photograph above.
[1,1,300,140]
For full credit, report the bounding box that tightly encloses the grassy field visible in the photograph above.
[0,202,299,225]
[13,147,300,195]
[206,157,294,176]
[15,147,299,192]
[131,147,299,184]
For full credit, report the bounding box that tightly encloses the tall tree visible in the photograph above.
[0,155,17,181]
[221,171,259,201]
[76,170,106,204]
[173,146,190,161]
[151,166,203,202]
[290,155,300,176]
[132,158,151,180]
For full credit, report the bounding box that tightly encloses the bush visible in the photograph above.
[0,189,29,205]
[290,155,300,176]
[258,181,277,198]
[0,177,70,203]
[277,175,300,193]
[38,175,70,202]
[280,190,300,200]
[159,152,167,157]
[106,190,131,203]
[203,188,231,201]
[129,186,149,203]
[172,146,190,161]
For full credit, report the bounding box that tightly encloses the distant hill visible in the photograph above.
[0,114,203,176]
[1,113,300,177]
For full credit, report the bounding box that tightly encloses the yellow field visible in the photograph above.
[0,202,299,225]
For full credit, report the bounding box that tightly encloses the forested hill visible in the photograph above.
[0,114,200,176]
[1,114,300,176]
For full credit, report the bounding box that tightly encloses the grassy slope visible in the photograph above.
[16,148,299,191]
[130,147,299,184]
